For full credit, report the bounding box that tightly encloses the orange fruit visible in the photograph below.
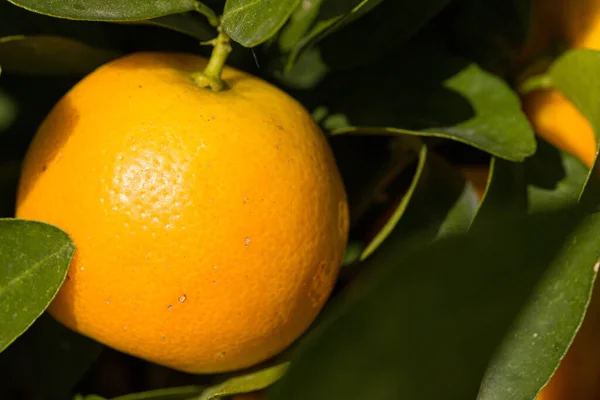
[519,0,599,169]
[15,52,349,374]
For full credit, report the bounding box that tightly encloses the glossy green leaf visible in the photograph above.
[6,0,197,21]
[199,363,289,399]
[222,0,300,47]
[0,35,120,75]
[285,0,383,68]
[465,139,593,400]
[269,206,597,400]
[326,50,535,161]
[0,313,103,399]
[478,212,600,400]
[0,219,75,352]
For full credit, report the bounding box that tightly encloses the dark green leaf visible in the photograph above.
[278,0,325,52]
[461,141,592,400]
[6,0,197,21]
[107,385,203,400]
[442,0,529,76]
[198,363,289,399]
[478,212,600,400]
[0,35,120,76]
[526,138,589,213]
[285,0,383,69]
[360,143,427,261]
[272,47,328,89]
[389,150,479,244]
[0,89,17,132]
[268,206,596,400]
[471,157,527,229]
[0,219,75,352]
[326,50,535,161]
[0,313,103,399]
[147,13,215,41]
[318,0,453,70]
[222,0,300,47]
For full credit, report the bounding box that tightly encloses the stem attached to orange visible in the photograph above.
[191,26,232,92]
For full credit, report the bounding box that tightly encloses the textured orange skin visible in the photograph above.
[519,0,600,170]
[15,52,349,374]
[520,2,600,399]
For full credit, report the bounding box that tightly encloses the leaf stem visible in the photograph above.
[518,73,553,95]
[191,27,232,92]
[194,1,220,27]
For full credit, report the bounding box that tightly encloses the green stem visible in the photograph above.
[191,27,232,92]
[518,73,553,95]
[194,1,220,27]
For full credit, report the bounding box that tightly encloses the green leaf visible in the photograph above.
[268,205,597,400]
[360,143,427,261]
[222,0,301,47]
[272,47,328,89]
[326,49,536,161]
[526,138,589,213]
[147,13,215,41]
[199,363,289,399]
[471,157,527,229]
[278,0,325,52]
[0,313,103,399]
[0,35,120,76]
[317,0,453,70]
[6,0,197,21]
[478,212,600,400]
[0,89,17,132]
[285,0,383,69]
[459,141,592,400]
[0,219,75,352]
[390,150,479,244]
[442,0,529,76]
[106,386,203,400]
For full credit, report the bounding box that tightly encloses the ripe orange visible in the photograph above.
[519,0,600,169]
[15,52,349,374]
